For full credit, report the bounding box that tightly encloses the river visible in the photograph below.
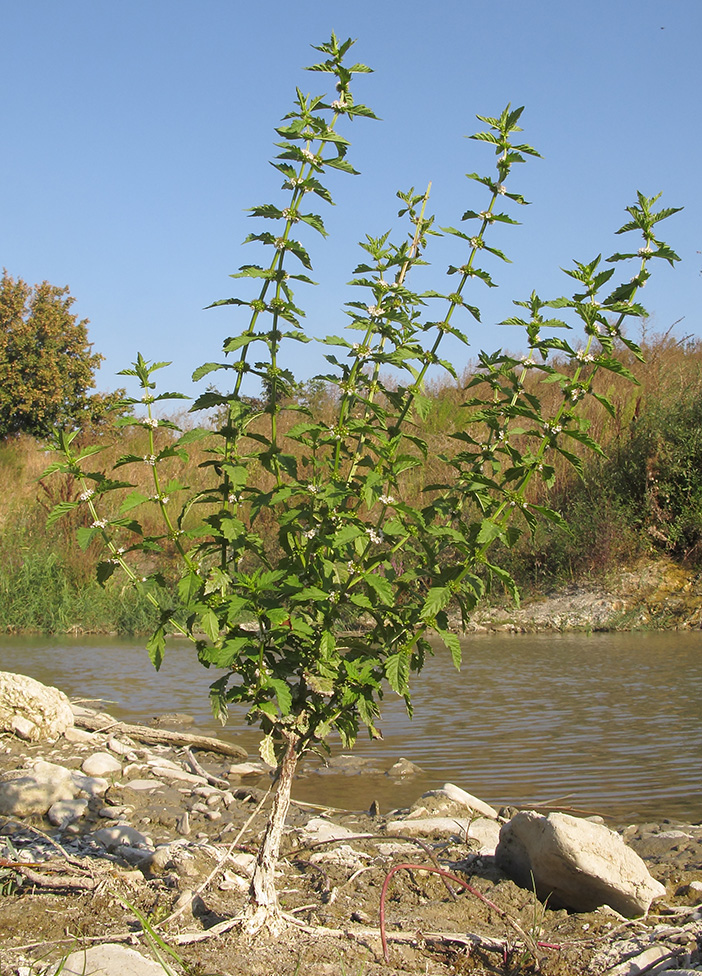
[1,631,701,825]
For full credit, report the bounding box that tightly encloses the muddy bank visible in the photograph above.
[1,697,701,976]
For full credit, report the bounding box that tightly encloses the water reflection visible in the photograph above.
[1,631,701,824]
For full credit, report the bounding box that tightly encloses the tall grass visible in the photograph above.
[2,329,701,632]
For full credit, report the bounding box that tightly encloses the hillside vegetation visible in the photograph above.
[1,328,701,634]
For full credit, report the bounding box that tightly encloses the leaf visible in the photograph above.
[420,587,452,621]
[385,650,410,695]
[76,526,100,551]
[436,628,462,670]
[259,734,277,769]
[146,628,166,671]
[120,491,149,513]
[364,573,393,605]
[200,609,221,643]
[476,519,504,546]
[269,678,293,716]
[96,560,117,585]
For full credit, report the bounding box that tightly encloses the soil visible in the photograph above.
[1,726,701,976]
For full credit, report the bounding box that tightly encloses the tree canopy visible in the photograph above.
[0,271,118,439]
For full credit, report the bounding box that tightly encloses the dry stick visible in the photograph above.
[378,863,558,964]
[72,709,247,759]
[11,864,99,891]
[182,747,229,788]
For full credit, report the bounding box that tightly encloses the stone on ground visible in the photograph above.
[496,810,666,917]
[52,943,167,976]
[0,671,74,742]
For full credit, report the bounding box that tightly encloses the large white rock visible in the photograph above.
[0,760,77,816]
[52,943,166,976]
[0,671,74,741]
[495,811,666,917]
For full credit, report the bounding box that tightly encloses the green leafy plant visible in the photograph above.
[46,32,680,934]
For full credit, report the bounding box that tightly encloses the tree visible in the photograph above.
[0,271,116,438]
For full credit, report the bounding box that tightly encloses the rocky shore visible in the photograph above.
[1,673,701,976]
[465,558,702,633]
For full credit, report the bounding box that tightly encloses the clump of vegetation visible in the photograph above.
[22,32,687,934]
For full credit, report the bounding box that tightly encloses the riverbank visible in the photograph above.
[465,557,702,633]
[1,693,701,976]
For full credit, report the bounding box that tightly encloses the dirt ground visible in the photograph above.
[2,785,702,976]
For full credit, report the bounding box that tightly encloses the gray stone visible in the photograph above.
[121,778,165,791]
[386,816,475,839]
[386,757,424,777]
[296,817,358,844]
[496,810,666,917]
[47,798,89,827]
[54,943,166,976]
[0,760,76,816]
[63,727,96,744]
[92,824,153,851]
[82,752,122,776]
[72,771,109,796]
[0,671,74,742]
[438,783,499,819]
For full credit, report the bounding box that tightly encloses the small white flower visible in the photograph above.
[91,519,108,529]
[575,349,595,363]
[227,493,239,504]
[141,394,154,404]
[144,417,158,428]
[282,208,299,222]
[79,489,94,501]
[496,183,507,195]
[301,148,317,163]
[274,237,286,250]
[116,547,126,555]
[469,237,482,248]
[638,245,654,256]
[303,528,317,540]
[479,211,494,221]
[379,494,396,505]
[308,485,320,494]
[366,527,384,544]
[142,454,157,466]
[377,279,389,290]
[367,305,382,317]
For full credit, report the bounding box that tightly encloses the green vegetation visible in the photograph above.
[39,32,683,933]
[1,331,700,633]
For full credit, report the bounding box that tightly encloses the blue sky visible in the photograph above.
[2,0,700,403]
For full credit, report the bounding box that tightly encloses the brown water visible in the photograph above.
[2,631,701,825]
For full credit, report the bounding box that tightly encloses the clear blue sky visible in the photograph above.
[2,0,700,402]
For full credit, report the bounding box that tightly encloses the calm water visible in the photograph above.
[2,631,701,825]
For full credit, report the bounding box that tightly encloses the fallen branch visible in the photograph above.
[183,747,230,788]
[13,864,99,891]
[71,704,247,759]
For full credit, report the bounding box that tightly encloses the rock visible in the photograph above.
[47,798,89,827]
[438,783,499,819]
[121,778,165,791]
[71,771,109,796]
[296,817,359,844]
[63,727,96,744]
[0,672,74,742]
[92,824,153,851]
[386,757,424,777]
[9,715,37,741]
[0,760,76,816]
[386,816,474,838]
[229,761,268,777]
[54,943,166,976]
[82,752,122,776]
[496,811,666,917]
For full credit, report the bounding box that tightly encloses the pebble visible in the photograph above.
[82,752,122,776]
